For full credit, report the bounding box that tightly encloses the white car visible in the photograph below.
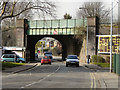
[66,55,79,67]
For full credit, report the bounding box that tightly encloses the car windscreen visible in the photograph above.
[67,56,78,59]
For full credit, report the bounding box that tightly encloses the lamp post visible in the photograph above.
[0,17,2,58]
[110,0,113,72]
[79,8,89,63]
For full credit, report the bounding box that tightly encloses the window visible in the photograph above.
[67,56,78,59]
[9,55,14,58]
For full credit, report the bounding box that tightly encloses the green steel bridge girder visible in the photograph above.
[26,19,87,35]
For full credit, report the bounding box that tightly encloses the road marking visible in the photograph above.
[90,73,96,90]
[90,73,93,89]
[20,64,61,89]
[93,73,96,89]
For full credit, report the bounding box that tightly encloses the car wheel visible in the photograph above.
[49,62,52,65]
[66,64,68,67]
[41,63,43,65]
[76,64,79,67]
[19,61,23,63]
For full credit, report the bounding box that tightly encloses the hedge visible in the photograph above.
[91,55,105,63]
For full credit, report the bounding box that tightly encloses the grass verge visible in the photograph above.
[1,62,25,70]
[92,62,110,67]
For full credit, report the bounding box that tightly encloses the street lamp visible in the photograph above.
[110,0,113,72]
[0,17,2,58]
[79,8,89,63]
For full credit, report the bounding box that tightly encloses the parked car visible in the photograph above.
[41,56,52,65]
[66,55,79,67]
[0,54,26,63]
[44,52,53,59]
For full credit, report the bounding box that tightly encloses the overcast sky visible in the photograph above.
[55,0,118,19]
[34,0,118,20]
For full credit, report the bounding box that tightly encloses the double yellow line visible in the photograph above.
[90,73,96,90]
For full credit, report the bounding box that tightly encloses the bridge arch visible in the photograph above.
[15,17,98,62]
[26,35,81,61]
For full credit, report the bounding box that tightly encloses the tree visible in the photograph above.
[78,2,110,23]
[0,0,56,47]
[64,13,72,19]
[0,0,56,20]
[74,26,86,43]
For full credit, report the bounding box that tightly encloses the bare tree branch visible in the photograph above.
[78,2,110,23]
[10,1,17,16]
[0,2,8,17]
[0,1,56,20]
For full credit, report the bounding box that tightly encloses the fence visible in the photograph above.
[113,53,120,75]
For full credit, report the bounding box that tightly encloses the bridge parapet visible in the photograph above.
[26,19,87,35]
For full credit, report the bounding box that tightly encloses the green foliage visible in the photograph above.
[52,47,61,56]
[64,13,72,19]
[2,62,24,70]
[91,55,105,63]
[105,56,113,64]
[105,56,110,63]
[93,62,110,67]
[73,27,86,42]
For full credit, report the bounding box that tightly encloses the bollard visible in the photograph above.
[113,54,116,73]
[116,54,120,75]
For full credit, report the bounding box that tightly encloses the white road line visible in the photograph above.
[20,65,61,89]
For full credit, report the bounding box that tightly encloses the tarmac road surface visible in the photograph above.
[2,61,96,89]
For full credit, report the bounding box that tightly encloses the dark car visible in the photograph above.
[44,52,53,59]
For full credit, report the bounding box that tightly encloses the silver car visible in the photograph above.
[66,55,79,67]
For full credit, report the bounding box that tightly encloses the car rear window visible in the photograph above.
[44,52,52,55]
[43,56,49,59]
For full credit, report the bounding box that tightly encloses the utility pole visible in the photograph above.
[41,42,43,55]
[0,16,2,58]
[110,0,113,72]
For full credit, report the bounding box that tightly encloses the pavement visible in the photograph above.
[80,62,119,89]
[2,63,38,74]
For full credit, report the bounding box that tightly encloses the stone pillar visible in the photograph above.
[16,19,26,47]
[87,17,98,57]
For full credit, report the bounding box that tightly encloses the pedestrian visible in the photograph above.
[87,55,90,64]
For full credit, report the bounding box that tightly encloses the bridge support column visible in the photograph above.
[87,17,99,58]
[16,19,26,47]
[79,17,99,63]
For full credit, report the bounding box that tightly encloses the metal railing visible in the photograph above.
[27,19,87,35]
